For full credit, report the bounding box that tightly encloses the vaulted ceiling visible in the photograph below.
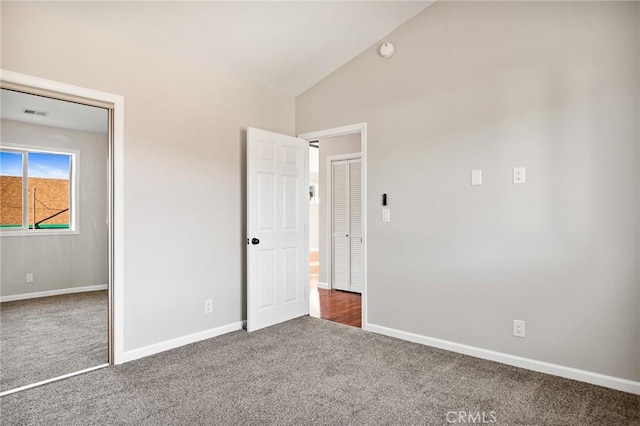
[26,1,433,97]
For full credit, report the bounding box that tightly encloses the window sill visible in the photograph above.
[1,229,79,237]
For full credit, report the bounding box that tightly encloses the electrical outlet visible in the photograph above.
[26,273,34,283]
[513,167,526,184]
[204,299,213,314]
[513,319,525,338]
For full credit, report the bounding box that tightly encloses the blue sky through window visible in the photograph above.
[0,151,22,177]
[0,151,70,179]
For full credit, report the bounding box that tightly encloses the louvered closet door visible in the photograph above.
[332,160,349,291]
[331,158,362,294]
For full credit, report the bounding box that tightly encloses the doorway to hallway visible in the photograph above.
[304,127,364,329]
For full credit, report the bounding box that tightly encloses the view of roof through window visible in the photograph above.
[0,150,71,230]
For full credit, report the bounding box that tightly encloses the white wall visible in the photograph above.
[1,3,295,351]
[0,119,108,297]
[318,134,361,285]
[297,2,640,382]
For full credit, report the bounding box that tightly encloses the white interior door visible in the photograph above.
[331,157,362,293]
[247,127,309,332]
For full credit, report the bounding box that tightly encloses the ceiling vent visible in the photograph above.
[22,108,48,117]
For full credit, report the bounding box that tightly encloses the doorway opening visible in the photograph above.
[299,124,367,329]
[0,70,124,396]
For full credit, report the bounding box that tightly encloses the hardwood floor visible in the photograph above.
[310,277,361,328]
[318,288,361,328]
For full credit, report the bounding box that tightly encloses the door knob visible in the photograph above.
[251,238,260,245]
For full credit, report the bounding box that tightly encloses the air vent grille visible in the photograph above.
[22,108,48,117]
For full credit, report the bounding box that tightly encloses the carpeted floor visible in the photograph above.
[0,291,108,392]
[1,316,638,425]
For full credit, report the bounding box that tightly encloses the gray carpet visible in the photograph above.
[0,291,108,392]
[1,316,638,425]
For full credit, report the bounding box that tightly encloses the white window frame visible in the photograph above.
[0,142,79,236]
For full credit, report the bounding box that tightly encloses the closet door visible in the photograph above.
[331,158,362,294]
[331,160,349,291]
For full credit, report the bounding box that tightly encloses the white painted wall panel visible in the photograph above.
[297,1,640,381]
[1,2,295,350]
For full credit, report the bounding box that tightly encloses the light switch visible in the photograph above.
[382,208,391,222]
[471,170,482,186]
[513,167,526,184]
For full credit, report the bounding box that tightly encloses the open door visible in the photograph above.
[247,127,309,332]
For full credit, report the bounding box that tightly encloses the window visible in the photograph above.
[0,145,77,234]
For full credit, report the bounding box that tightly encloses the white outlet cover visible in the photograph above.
[382,208,390,222]
[513,167,526,184]
[513,319,526,338]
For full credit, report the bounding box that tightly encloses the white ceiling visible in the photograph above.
[1,89,109,134]
[27,1,433,96]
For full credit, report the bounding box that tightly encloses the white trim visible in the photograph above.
[0,364,108,397]
[326,152,361,292]
[304,139,310,316]
[0,284,107,302]
[366,323,640,395]
[298,123,368,329]
[119,321,245,363]
[299,123,366,141]
[317,282,330,290]
[0,230,79,237]
[1,70,125,365]
[326,153,362,161]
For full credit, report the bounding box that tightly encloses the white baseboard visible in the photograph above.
[118,321,246,364]
[317,282,330,290]
[366,323,640,395]
[0,284,108,302]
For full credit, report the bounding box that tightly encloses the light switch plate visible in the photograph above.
[513,167,526,184]
[471,170,482,186]
[382,208,390,222]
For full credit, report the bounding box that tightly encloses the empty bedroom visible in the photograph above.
[1,1,639,424]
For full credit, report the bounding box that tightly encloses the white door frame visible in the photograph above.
[298,123,368,330]
[326,152,361,292]
[1,70,125,364]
